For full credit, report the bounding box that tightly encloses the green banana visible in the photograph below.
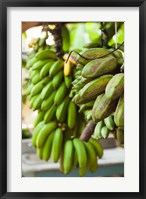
[49,59,64,77]
[41,90,57,111]
[29,70,39,79]
[44,104,57,124]
[63,140,74,174]
[82,56,117,78]
[92,94,117,123]
[34,111,45,127]
[40,82,54,99]
[40,61,54,78]
[37,147,43,160]
[32,121,44,147]
[26,57,38,69]
[51,128,63,163]
[73,138,87,168]
[94,120,104,139]
[104,115,115,131]
[78,166,87,177]
[54,82,67,105]
[31,77,50,97]
[75,75,113,104]
[77,48,110,65]
[116,128,124,144]
[32,94,43,111]
[36,121,57,148]
[61,25,70,53]
[35,49,57,60]
[84,142,97,171]
[79,101,94,113]
[42,131,54,161]
[52,70,64,89]
[26,84,33,95]
[105,73,124,101]
[56,96,69,122]
[32,59,50,70]
[64,75,72,88]
[89,159,98,173]
[31,73,41,85]
[67,101,77,129]
[89,137,103,158]
[84,110,92,121]
[101,126,109,139]
[29,95,37,109]
[114,95,124,128]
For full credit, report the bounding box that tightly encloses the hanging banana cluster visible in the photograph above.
[26,39,103,176]
[71,47,124,144]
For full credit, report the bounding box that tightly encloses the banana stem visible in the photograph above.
[80,120,95,141]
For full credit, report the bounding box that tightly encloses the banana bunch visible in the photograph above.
[60,137,103,176]
[70,47,124,143]
[27,45,106,174]
[94,115,115,139]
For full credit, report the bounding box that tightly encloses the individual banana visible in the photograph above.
[61,25,70,53]
[114,95,124,128]
[75,75,113,104]
[31,77,50,97]
[64,75,72,88]
[26,57,38,69]
[32,121,44,147]
[92,94,117,123]
[36,121,57,148]
[29,69,39,79]
[67,101,77,129]
[49,59,64,77]
[26,84,33,95]
[31,72,41,84]
[89,159,98,173]
[32,94,43,111]
[77,48,110,65]
[89,137,103,158]
[52,70,64,89]
[64,60,72,76]
[32,59,50,70]
[34,111,45,127]
[63,140,74,174]
[101,126,109,139]
[42,131,55,161]
[82,56,117,78]
[51,128,63,163]
[40,61,54,78]
[78,101,94,113]
[54,82,67,105]
[29,95,37,109]
[37,147,43,160]
[35,49,57,60]
[105,73,124,101]
[56,96,69,122]
[44,104,57,123]
[94,120,104,139]
[78,166,87,177]
[83,141,97,171]
[41,90,57,111]
[104,115,115,131]
[40,82,54,100]
[116,128,124,144]
[73,138,87,168]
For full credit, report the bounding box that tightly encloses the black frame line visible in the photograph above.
[0,0,145,198]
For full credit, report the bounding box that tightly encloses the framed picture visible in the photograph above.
[0,0,146,198]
